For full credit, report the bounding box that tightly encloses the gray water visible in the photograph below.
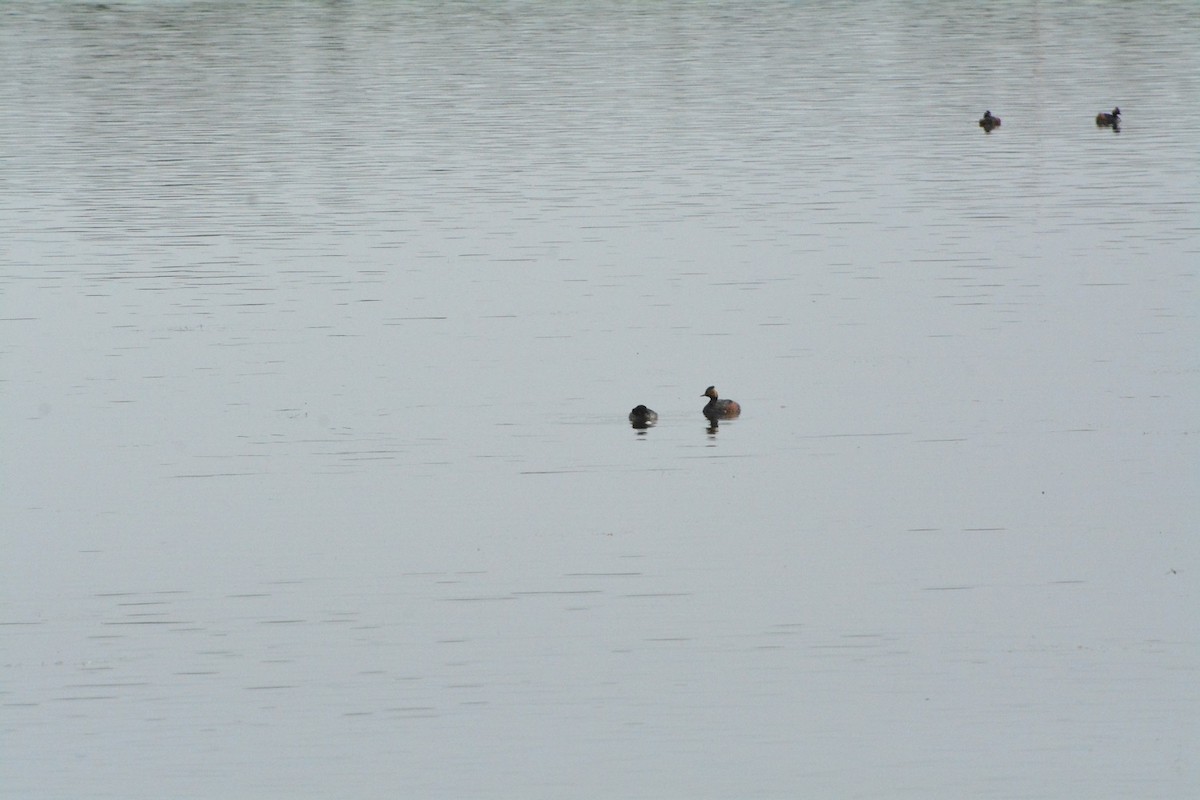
[2,2,1198,798]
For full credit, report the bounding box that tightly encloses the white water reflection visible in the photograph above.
[2,1,1197,798]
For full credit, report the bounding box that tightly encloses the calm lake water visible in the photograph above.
[3,1,1198,798]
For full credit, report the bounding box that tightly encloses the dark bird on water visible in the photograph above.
[701,386,741,420]
[628,404,658,428]
[1096,107,1121,127]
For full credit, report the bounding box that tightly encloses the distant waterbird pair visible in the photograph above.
[979,107,1122,133]
[628,385,742,428]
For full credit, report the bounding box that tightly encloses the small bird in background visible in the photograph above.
[979,110,1001,133]
[1095,107,1121,129]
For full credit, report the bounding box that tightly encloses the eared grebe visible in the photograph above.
[1095,107,1121,127]
[701,386,741,420]
[978,110,1001,132]
[628,404,658,427]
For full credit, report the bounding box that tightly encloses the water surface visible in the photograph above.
[2,2,1197,798]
